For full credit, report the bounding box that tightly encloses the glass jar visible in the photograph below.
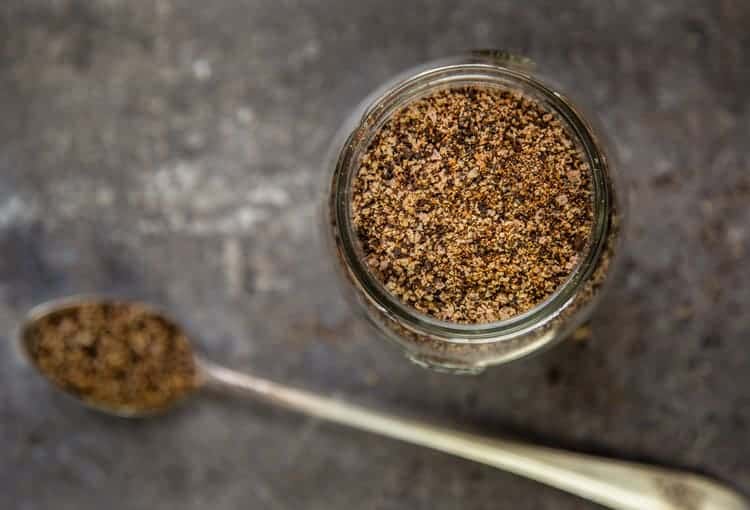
[324,51,622,374]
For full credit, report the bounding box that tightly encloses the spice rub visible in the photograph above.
[352,86,594,323]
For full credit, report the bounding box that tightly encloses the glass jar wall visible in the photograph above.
[324,52,622,374]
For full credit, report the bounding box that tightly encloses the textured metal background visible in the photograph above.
[1,1,748,508]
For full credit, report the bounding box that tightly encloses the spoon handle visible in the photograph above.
[199,360,747,510]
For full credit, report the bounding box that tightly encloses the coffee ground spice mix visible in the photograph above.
[26,303,196,413]
[352,86,594,324]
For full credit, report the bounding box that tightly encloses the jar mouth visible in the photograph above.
[330,60,612,342]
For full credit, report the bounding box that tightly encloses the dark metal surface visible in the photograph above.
[1,1,748,508]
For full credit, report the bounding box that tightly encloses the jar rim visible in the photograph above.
[328,57,613,342]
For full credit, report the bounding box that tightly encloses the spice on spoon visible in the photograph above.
[25,302,196,413]
[351,86,594,324]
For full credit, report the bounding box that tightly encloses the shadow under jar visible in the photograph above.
[325,52,622,374]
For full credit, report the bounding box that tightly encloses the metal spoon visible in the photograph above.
[17,296,748,510]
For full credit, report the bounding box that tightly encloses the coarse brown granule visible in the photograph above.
[352,86,594,323]
[26,302,196,413]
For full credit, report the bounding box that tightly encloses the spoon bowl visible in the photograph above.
[17,295,201,418]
